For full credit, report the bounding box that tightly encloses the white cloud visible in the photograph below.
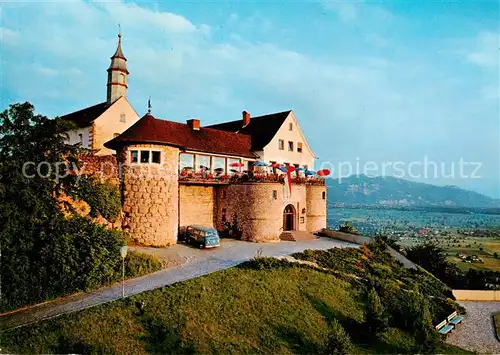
[466,32,499,68]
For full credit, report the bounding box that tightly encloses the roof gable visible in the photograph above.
[105,114,257,159]
[205,110,291,151]
[59,102,110,128]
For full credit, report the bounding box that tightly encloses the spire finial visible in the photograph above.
[118,23,122,38]
[148,96,152,114]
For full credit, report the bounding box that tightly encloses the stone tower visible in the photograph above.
[107,31,128,104]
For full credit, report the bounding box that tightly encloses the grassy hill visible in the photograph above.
[1,241,471,354]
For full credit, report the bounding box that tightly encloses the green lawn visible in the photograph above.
[0,245,473,355]
[400,234,500,272]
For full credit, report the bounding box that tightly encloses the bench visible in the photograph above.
[436,319,453,337]
[447,311,464,327]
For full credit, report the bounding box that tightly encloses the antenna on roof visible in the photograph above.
[147,96,152,114]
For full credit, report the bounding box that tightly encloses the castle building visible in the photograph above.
[60,32,140,155]
[62,32,327,247]
[105,111,326,247]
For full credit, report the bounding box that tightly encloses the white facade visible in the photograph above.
[65,126,92,149]
[260,111,315,170]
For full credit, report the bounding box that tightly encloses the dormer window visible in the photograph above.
[278,139,284,150]
[297,142,303,153]
[120,114,126,122]
[289,123,293,131]
[288,141,294,152]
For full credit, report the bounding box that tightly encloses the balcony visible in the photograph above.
[178,171,325,186]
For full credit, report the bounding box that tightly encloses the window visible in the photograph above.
[322,191,326,200]
[278,139,284,150]
[300,217,305,224]
[113,133,120,138]
[78,133,83,144]
[228,158,241,175]
[221,208,227,222]
[131,150,161,164]
[213,157,226,175]
[288,141,294,152]
[152,151,161,164]
[140,151,150,163]
[297,142,303,153]
[119,74,125,84]
[272,190,278,200]
[197,155,211,172]
[179,153,195,171]
[120,114,126,122]
[131,150,138,163]
[289,123,293,131]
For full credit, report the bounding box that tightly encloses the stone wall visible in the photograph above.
[215,182,308,242]
[120,144,179,247]
[452,290,500,301]
[179,184,216,230]
[306,184,327,233]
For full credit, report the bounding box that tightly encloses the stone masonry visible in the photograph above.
[120,144,179,247]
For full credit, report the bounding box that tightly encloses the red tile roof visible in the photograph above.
[104,113,257,159]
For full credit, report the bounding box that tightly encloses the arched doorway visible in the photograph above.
[283,204,296,231]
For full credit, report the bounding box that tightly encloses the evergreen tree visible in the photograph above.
[323,319,353,355]
[365,288,388,335]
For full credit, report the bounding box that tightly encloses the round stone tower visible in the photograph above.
[306,184,327,233]
[119,143,179,246]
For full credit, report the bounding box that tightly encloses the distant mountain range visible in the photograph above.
[327,175,500,208]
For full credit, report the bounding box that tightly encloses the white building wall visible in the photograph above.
[260,112,315,170]
[65,126,91,149]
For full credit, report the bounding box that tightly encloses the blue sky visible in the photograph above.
[1,0,499,197]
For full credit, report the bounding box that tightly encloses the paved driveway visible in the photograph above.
[446,301,500,354]
[0,238,355,331]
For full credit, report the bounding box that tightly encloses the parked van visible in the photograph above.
[185,225,220,249]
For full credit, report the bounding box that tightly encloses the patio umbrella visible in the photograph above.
[229,162,244,167]
[316,169,331,177]
[230,169,239,173]
[304,170,316,176]
[199,165,208,170]
[295,167,304,171]
[214,168,224,173]
[270,163,281,168]
[278,166,288,172]
[254,161,268,167]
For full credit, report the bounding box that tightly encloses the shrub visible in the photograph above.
[338,222,359,235]
[323,319,353,355]
[125,250,163,277]
[365,288,388,335]
[72,176,121,222]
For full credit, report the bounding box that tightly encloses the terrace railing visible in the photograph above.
[178,171,325,185]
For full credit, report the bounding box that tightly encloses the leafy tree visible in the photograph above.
[365,288,388,335]
[323,319,353,355]
[405,242,462,287]
[0,102,130,311]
